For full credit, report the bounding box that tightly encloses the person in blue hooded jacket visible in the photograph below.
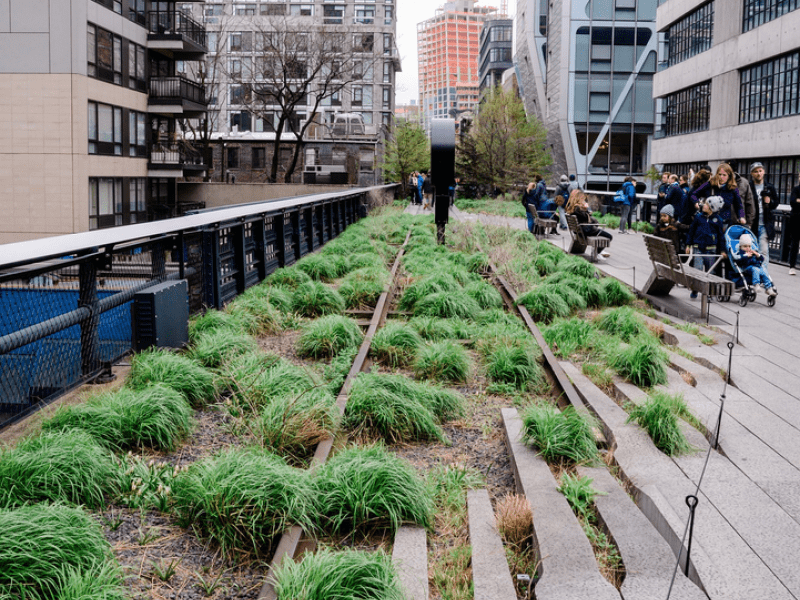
[618,176,637,234]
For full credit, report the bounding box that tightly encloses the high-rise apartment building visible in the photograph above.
[515,0,657,189]
[188,1,400,183]
[0,0,208,243]
[478,17,514,93]
[418,1,498,129]
[652,0,800,203]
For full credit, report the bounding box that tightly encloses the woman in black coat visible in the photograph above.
[784,172,800,275]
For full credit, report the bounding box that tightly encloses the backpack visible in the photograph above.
[613,188,626,203]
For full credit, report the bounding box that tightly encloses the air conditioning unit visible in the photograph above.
[132,280,189,351]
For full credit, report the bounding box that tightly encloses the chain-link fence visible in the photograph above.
[0,186,395,428]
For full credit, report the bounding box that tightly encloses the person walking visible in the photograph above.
[522,181,539,234]
[690,163,745,229]
[784,171,800,275]
[747,162,778,268]
[421,172,433,210]
[657,172,671,215]
[555,175,571,231]
[618,176,637,234]
[417,172,425,207]
[726,162,756,229]
[665,174,687,221]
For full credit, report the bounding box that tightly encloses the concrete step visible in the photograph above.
[392,526,428,600]
[466,488,517,600]
[501,407,621,600]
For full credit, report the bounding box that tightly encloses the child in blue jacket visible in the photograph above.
[686,196,725,298]
[734,233,776,296]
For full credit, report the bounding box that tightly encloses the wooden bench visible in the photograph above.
[566,214,611,262]
[528,204,557,238]
[641,234,733,319]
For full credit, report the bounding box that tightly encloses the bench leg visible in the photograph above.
[700,293,708,319]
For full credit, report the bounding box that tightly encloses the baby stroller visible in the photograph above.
[723,225,777,307]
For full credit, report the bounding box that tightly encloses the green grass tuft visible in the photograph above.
[413,290,481,319]
[485,345,544,390]
[464,280,503,309]
[414,341,471,383]
[296,254,339,281]
[601,278,635,306]
[291,281,346,317]
[520,404,599,465]
[0,430,119,508]
[188,329,258,369]
[408,316,457,341]
[227,295,285,335]
[224,355,317,411]
[311,445,433,535]
[607,339,668,387]
[171,447,313,558]
[126,348,218,407]
[188,309,244,343]
[516,286,571,323]
[558,257,597,279]
[627,393,694,456]
[370,321,424,367]
[0,504,120,600]
[339,270,387,309]
[296,315,364,358]
[466,252,491,274]
[239,284,294,312]
[594,306,651,343]
[43,384,193,452]
[266,267,313,289]
[543,317,596,357]
[558,473,600,522]
[272,547,404,600]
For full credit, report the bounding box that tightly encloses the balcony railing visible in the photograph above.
[150,143,205,168]
[147,10,206,50]
[149,76,207,107]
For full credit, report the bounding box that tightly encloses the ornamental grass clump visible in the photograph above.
[171,447,313,558]
[558,257,597,279]
[370,321,424,367]
[543,283,587,311]
[520,404,599,465]
[345,373,465,443]
[226,357,317,410]
[607,338,668,387]
[413,290,481,320]
[543,317,596,357]
[516,286,571,324]
[467,251,491,274]
[464,280,503,310]
[240,284,294,313]
[547,273,605,307]
[221,349,282,397]
[0,504,121,600]
[627,393,695,456]
[601,277,635,306]
[408,316,457,341]
[188,329,258,369]
[398,273,461,311]
[296,315,364,358]
[272,547,404,600]
[595,306,651,343]
[297,254,339,281]
[227,295,285,335]
[126,348,218,407]
[414,341,471,383]
[485,345,544,391]
[291,281,345,317]
[43,384,193,452]
[345,252,386,272]
[339,269,387,309]
[0,430,119,508]
[188,309,244,343]
[255,387,340,460]
[266,267,312,289]
[311,445,433,535]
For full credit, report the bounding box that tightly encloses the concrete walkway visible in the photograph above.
[411,204,800,599]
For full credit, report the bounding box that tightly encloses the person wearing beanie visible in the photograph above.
[686,196,725,298]
[655,203,689,251]
[747,162,778,268]
[554,175,571,230]
[734,232,777,296]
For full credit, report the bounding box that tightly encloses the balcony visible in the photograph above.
[149,142,206,176]
[147,10,206,58]
[149,76,207,115]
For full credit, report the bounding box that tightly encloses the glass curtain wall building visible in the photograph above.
[515,0,657,190]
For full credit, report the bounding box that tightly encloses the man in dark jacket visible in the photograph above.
[748,162,778,268]
[657,172,671,215]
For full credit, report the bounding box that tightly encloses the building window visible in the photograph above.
[353,86,363,106]
[129,111,147,157]
[89,177,123,229]
[88,101,122,155]
[87,24,122,85]
[589,92,610,112]
[129,178,146,224]
[354,33,374,52]
[385,5,393,23]
[490,25,512,42]
[92,0,121,14]
[740,50,800,124]
[230,111,252,132]
[744,0,800,32]
[290,4,314,16]
[666,2,713,68]
[324,4,345,23]
[253,147,266,169]
[128,0,145,25]
[355,4,376,23]
[128,42,146,92]
[383,61,392,83]
[234,3,256,15]
[262,3,285,15]
[661,81,711,137]
[383,33,393,55]
[229,31,252,52]
[382,86,391,108]
[227,147,240,169]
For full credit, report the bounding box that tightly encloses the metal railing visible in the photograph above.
[150,143,205,168]
[147,10,207,49]
[0,186,395,426]
[149,76,207,107]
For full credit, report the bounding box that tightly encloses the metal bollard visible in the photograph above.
[430,119,456,245]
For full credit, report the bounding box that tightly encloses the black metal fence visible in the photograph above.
[0,187,392,426]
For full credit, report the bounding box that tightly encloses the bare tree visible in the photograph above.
[231,18,378,183]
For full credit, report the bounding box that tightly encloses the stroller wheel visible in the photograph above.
[717,295,730,302]
[748,290,757,301]
[768,295,776,307]
[739,295,749,307]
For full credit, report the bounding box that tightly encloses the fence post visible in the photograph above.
[78,257,100,378]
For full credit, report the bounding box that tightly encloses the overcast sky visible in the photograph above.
[395,1,515,106]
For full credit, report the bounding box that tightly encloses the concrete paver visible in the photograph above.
[392,526,428,600]
[467,488,517,600]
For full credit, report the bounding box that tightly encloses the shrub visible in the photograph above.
[296,315,364,358]
[520,404,598,465]
[256,388,340,460]
[291,281,345,317]
[43,384,193,452]
[0,430,119,508]
[171,448,313,557]
[413,291,482,320]
[543,318,596,357]
[272,547,404,600]
[370,321,424,367]
[266,267,313,289]
[311,445,433,534]
[0,504,120,600]
[601,278,635,306]
[126,349,217,407]
[188,329,258,369]
[414,341,471,383]
[627,394,694,456]
[485,346,543,390]
[516,286,571,323]
[607,339,668,387]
